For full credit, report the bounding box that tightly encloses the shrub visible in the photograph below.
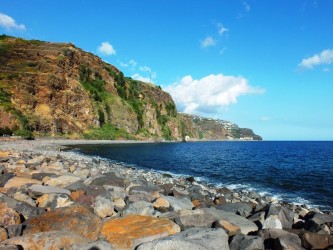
[15,129,34,140]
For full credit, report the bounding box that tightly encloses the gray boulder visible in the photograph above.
[261,229,301,250]
[266,204,294,229]
[163,195,194,211]
[28,184,71,198]
[217,202,253,218]
[204,207,258,235]
[230,235,264,250]
[122,201,154,216]
[91,172,129,188]
[137,227,229,250]
[174,209,217,230]
[0,173,15,187]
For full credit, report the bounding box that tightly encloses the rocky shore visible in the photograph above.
[0,139,332,249]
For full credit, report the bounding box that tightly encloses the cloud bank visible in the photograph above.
[298,49,333,69]
[0,13,26,30]
[165,74,264,114]
[98,42,116,56]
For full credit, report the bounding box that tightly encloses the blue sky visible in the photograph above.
[1,0,333,140]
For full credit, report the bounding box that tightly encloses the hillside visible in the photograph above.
[0,35,261,141]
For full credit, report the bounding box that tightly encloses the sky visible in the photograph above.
[1,0,333,140]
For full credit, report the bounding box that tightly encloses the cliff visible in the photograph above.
[0,35,261,141]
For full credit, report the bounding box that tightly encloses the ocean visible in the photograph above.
[70,141,333,211]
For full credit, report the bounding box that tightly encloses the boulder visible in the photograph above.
[304,211,333,233]
[26,155,45,165]
[217,202,253,218]
[0,193,44,220]
[3,177,42,189]
[22,204,101,240]
[71,240,112,250]
[174,209,217,230]
[31,172,58,181]
[137,227,229,250]
[13,192,36,206]
[215,219,241,236]
[0,173,15,187]
[122,200,154,216]
[153,197,170,212]
[261,229,301,250]
[36,193,73,209]
[163,195,194,211]
[301,231,333,250]
[0,227,8,242]
[100,215,180,249]
[248,211,266,229]
[0,231,88,250]
[28,184,71,198]
[266,204,294,229]
[73,168,90,178]
[91,172,129,187]
[93,195,115,218]
[0,203,20,227]
[204,208,258,235]
[230,235,264,250]
[44,175,81,188]
[6,224,23,238]
[263,216,283,230]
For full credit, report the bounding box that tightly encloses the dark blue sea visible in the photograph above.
[70,141,333,211]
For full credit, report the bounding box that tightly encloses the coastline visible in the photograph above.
[0,138,332,249]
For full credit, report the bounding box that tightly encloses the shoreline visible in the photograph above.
[0,138,332,249]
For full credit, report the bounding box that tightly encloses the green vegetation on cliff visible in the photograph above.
[0,36,261,141]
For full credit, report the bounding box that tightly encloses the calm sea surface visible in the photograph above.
[70,141,333,211]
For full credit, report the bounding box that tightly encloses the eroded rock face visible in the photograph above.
[22,204,101,240]
[100,215,180,249]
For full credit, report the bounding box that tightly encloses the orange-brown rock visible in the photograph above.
[0,151,10,158]
[217,219,241,236]
[3,177,42,189]
[153,197,170,211]
[100,215,180,249]
[0,203,20,227]
[70,189,86,201]
[0,231,89,250]
[23,204,101,240]
[192,199,201,208]
[0,227,8,242]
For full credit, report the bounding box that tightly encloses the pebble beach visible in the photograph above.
[0,138,332,249]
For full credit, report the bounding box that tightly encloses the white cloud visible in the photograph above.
[217,23,228,36]
[119,62,128,67]
[98,42,116,56]
[201,36,217,48]
[165,74,265,114]
[129,59,137,67]
[119,59,137,68]
[140,66,151,72]
[131,73,155,83]
[0,13,26,30]
[298,49,333,70]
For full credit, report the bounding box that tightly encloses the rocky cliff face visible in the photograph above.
[0,35,261,140]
